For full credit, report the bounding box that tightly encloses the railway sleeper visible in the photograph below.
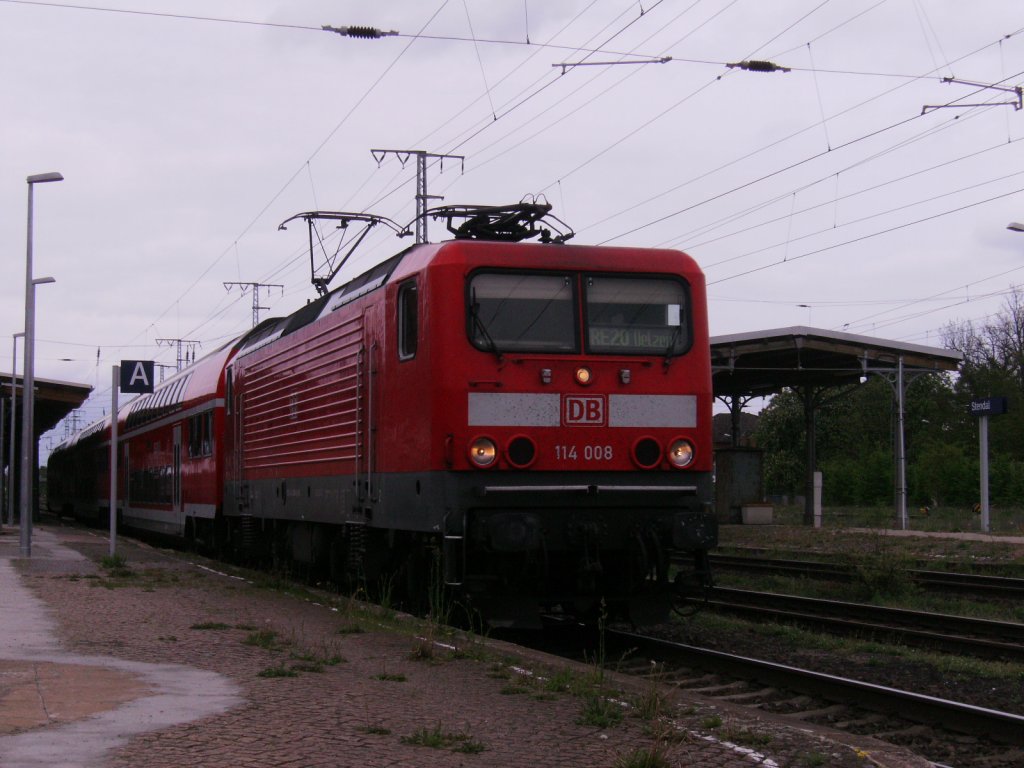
[685,680,750,696]
[832,713,888,730]
[872,724,932,741]
[716,686,778,704]
[786,703,849,720]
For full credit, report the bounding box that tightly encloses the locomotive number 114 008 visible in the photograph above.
[554,444,614,461]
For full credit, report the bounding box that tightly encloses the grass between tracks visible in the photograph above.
[722,505,1024,565]
[716,513,1024,623]
[689,520,1024,714]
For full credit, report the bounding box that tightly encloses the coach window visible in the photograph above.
[584,276,690,356]
[188,412,213,458]
[397,280,418,360]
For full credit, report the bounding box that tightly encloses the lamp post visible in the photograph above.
[0,369,4,532]
[7,332,24,527]
[20,171,63,557]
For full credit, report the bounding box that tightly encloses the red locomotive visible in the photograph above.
[49,204,716,627]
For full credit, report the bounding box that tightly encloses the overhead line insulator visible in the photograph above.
[321,25,399,39]
[726,60,791,73]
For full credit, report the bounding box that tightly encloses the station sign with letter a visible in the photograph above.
[120,360,155,394]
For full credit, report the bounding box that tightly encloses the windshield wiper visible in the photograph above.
[470,293,503,362]
[664,325,682,368]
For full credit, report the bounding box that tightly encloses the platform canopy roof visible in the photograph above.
[710,326,962,398]
[0,373,92,436]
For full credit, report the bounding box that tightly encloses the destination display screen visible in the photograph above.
[585,276,689,355]
[588,326,676,351]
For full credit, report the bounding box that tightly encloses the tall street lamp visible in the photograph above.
[20,171,63,557]
[7,332,24,527]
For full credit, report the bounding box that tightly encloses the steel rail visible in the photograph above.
[706,553,1024,596]
[696,587,1024,661]
[608,628,1024,745]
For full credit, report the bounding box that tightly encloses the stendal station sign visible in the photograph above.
[970,396,1008,417]
[119,360,155,394]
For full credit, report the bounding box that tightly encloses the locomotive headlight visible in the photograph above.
[667,438,695,468]
[575,366,593,386]
[469,436,498,468]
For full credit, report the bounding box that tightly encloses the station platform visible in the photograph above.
[846,527,1024,545]
[0,522,929,768]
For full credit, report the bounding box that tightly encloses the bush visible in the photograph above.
[909,443,976,507]
[822,448,892,507]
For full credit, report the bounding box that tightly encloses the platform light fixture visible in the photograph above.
[20,171,63,557]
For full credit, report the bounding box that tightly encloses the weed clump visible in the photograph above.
[614,746,671,768]
[851,548,915,600]
[578,693,624,728]
[243,629,283,650]
[191,621,231,631]
[401,723,485,754]
[257,664,298,678]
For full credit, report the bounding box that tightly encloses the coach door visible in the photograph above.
[226,365,247,513]
[172,424,183,531]
[358,306,381,505]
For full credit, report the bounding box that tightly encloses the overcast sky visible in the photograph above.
[2,0,1024,450]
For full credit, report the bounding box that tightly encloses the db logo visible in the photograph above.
[563,395,606,426]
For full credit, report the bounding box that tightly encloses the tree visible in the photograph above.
[754,373,963,508]
[944,285,1024,462]
[753,390,804,497]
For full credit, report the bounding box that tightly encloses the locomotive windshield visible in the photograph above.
[469,273,577,352]
[467,271,690,356]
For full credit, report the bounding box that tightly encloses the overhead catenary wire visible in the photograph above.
[25,0,994,354]
[580,37,1024,243]
[39,1,455,424]
[461,0,497,121]
[220,0,683,333]
[356,0,672,226]
[706,186,1024,287]
[701,165,1024,274]
[280,3,1015,307]
[0,0,684,61]
[662,129,1023,255]
[436,0,741,187]
[86,10,1024,370]
[9,3,1024,436]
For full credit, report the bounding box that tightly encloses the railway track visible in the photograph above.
[708,553,1024,597]
[605,628,1024,767]
[92,519,1024,765]
[690,586,1024,662]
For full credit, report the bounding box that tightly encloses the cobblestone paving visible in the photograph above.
[13,525,928,768]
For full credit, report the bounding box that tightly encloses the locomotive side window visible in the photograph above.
[397,280,418,360]
[585,276,690,356]
[468,272,577,353]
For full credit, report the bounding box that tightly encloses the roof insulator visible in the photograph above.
[726,60,791,73]
[321,25,399,39]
